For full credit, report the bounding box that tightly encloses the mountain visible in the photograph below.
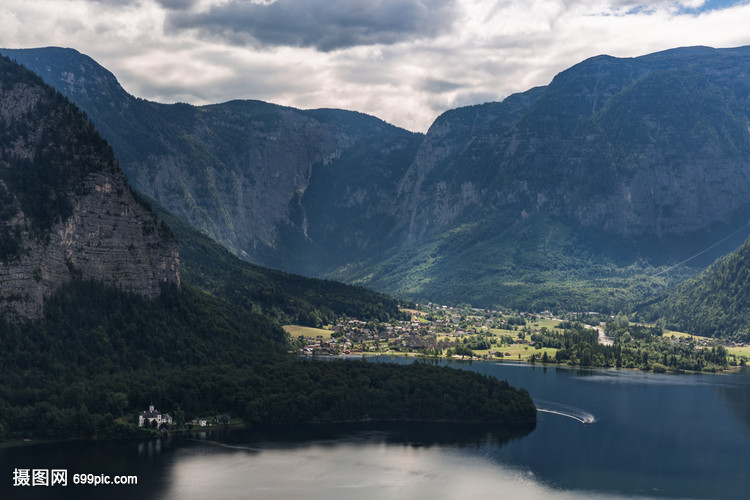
[6,46,750,311]
[0,47,423,275]
[638,235,750,341]
[0,49,406,325]
[391,47,750,242]
[337,45,750,309]
[0,54,179,319]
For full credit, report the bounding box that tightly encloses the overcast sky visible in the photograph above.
[2,0,750,132]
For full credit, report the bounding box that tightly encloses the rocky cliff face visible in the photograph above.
[393,47,750,243]
[0,56,179,319]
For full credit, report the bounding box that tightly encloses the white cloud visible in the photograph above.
[1,0,750,132]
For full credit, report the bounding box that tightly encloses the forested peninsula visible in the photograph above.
[0,281,536,441]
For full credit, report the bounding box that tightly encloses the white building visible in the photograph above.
[138,404,173,428]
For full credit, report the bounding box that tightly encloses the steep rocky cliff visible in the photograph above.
[0,55,179,318]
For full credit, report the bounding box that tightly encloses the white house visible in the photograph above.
[138,404,173,428]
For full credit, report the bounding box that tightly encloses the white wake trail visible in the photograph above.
[535,400,596,425]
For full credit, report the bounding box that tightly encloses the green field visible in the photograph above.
[664,329,700,339]
[472,345,558,362]
[657,330,749,362]
[283,325,334,340]
[533,318,564,330]
[726,345,750,358]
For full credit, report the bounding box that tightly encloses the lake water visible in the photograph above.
[3,358,750,499]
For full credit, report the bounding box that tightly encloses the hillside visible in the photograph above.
[6,46,750,311]
[638,235,750,341]
[153,202,408,326]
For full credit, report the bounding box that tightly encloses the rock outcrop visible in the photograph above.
[0,55,179,319]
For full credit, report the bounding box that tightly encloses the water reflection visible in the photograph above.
[160,426,641,500]
[185,420,535,451]
[0,438,174,500]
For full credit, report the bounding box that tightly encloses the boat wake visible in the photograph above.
[535,400,596,425]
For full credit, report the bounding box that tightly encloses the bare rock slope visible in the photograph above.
[0,55,179,318]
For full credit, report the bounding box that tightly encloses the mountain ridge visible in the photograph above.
[7,45,750,310]
[393,44,750,241]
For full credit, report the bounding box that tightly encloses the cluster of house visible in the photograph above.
[666,335,721,349]
[137,405,231,428]
[298,306,534,356]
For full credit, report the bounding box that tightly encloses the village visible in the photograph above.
[291,304,555,360]
[289,303,750,367]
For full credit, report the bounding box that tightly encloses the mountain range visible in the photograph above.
[5,45,750,311]
[3,40,750,444]
[0,52,403,325]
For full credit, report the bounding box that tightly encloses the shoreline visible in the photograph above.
[0,414,536,450]
[327,351,748,376]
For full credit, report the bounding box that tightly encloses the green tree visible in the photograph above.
[173,404,185,428]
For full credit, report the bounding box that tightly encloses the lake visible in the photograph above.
[3,358,750,499]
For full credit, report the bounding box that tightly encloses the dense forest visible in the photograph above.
[0,280,536,442]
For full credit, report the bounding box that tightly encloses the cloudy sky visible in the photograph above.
[2,0,750,132]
